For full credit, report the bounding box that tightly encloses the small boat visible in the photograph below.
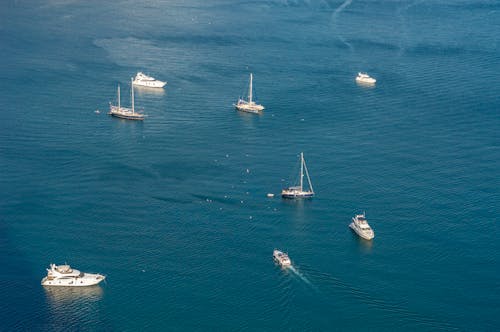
[132,72,166,88]
[235,73,264,113]
[41,263,105,287]
[281,152,314,199]
[273,249,291,267]
[349,212,375,240]
[267,193,275,198]
[109,78,145,120]
[356,72,376,84]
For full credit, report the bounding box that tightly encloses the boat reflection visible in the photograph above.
[44,285,103,304]
[351,232,374,253]
[134,85,166,97]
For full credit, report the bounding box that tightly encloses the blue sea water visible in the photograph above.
[1,0,499,330]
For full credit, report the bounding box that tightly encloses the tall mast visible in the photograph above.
[131,78,135,114]
[117,85,121,110]
[248,73,253,103]
[300,152,304,191]
[303,155,314,193]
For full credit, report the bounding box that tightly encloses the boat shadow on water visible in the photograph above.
[350,231,374,253]
[134,85,166,97]
[43,285,103,304]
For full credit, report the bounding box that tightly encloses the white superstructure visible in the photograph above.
[41,263,105,287]
[355,72,376,84]
[349,212,375,240]
[273,249,291,267]
[235,73,264,113]
[132,72,166,88]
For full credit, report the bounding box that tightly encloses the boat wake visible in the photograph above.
[288,266,315,289]
[332,0,353,19]
[330,0,354,52]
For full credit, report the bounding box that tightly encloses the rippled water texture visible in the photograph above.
[1,0,499,330]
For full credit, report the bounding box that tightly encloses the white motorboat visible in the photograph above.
[41,263,105,287]
[281,152,314,199]
[235,73,264,113]
[132,72,166,88]
[355,72,376,84]
[273,249,291,267]
[349,212,375,240]
[109,78,145,120]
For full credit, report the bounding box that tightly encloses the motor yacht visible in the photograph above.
[355,72,376,84]
[132,72,166,88]
[349,212,375,240]
[273,249,291,267]
[41,263,105,287]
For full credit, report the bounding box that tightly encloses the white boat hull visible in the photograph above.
[133,80,166,88]
[349,222,375,240]
[281,189,314,199]
[235,102,264,113]
[109,105,144,120]
[273,250,291,267]
[41,273,105,287]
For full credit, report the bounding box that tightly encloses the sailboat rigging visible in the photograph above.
[109,78,145,120]
[234,73,264,113]
[281,152,314,199]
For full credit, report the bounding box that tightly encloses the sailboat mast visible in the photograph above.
[248,73,253,104]
[131,78,135,114]
[118,85,121,110]
[300,152,304,191]
[303,156,314,193]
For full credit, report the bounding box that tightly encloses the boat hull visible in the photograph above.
[281,190,314,199]
[235,104,264,113]
[356,77,376,84]
[133,80,166,88]
[349,222,375,240]
[41,274,105,287]
[109,112,144,120]
[273,250,291,267]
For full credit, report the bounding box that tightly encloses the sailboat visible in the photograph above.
[234,73,264,113]
[109,78,145,120]
[281,152,314,199]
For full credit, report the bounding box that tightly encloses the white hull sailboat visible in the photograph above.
[282,152,314,199]
[235,73,264,113]
[109,78,145,120]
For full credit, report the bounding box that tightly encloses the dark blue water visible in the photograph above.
[1,0,499,330]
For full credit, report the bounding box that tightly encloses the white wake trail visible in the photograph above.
[332,0,353,20]
[289,266,313,287]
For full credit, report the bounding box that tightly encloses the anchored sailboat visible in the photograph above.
[109,78,145,120]
[234,73,264,113]
[281,152,314,199]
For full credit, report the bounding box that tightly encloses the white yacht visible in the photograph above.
[273,249,291,267]
[235,73,264,113]
[349,212,375,240]
[355,72,376,84]
[109,78,145,120]
[132,72,166,88]
[281,152,314,199]
[41,263,105,287]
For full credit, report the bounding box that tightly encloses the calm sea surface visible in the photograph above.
[1,0,499,330]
